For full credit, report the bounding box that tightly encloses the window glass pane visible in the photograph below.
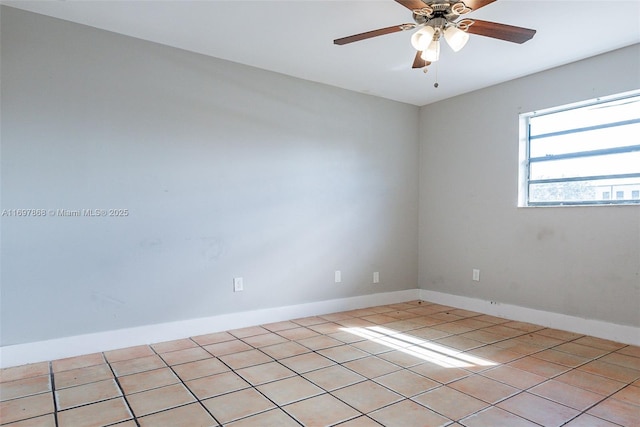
[529,151,640,180]
[530,96,640,136]
[521,91,640,206]
[529,177,640,204]
[529,122,640,157]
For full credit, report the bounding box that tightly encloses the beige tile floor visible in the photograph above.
[1,300,639,426]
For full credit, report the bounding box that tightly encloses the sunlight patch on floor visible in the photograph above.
[341,326,497,368]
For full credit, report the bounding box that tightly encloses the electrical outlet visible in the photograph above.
[472,269,480,282]
[373,272,380,284]
[335,270,341,283]
[233,277,244,292]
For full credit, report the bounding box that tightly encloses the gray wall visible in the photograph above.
[0,7,419,346]
[419,44,640,327]
[2,6,637,349]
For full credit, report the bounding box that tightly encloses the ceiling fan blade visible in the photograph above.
[463,0,498,11]
[395,0,430,11]
[412,51,431,69]
[466,19,536,44]
[333,24,413,45]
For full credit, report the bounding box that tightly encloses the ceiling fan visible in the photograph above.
[334,0,536,71]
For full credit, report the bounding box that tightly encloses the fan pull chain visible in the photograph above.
[434,62,439,88]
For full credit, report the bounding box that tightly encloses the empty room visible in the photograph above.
[1,1,639,426]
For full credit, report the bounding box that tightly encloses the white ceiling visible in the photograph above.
[3,0,639,106]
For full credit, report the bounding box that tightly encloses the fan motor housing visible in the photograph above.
[412,1,471,24]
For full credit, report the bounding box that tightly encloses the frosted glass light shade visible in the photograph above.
[444,26,469,52]
[421,39,440,62]
[411,27,435,51]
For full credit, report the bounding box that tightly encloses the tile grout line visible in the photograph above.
[213,319,430,425]
[103,353,141,427]
[350,319,624,426]
[211,348,304,426]
[227,328,368,426]
[272,327,454,425]
[5,300,638,426]
[391,317,563,425]
[308,306,627,426]
[163,335,304,426]
[211,305,632,426]
[440,313,634,426]
[149,338,224,426]
[340,303,500,425]
[447,318,626,425]
[49,361,59,427]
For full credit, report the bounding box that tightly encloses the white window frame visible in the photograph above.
[518,90,640,207]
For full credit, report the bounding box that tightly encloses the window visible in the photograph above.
[519,90,640,206]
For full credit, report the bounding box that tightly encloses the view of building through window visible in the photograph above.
[519,91,640,206]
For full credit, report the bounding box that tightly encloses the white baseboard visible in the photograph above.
[3,288,637,369]
[419,290,640,346]
[0,289,420,368]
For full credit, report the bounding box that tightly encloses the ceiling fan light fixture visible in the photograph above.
[421,39,440,62]
[444,25,469,52]
[410,26,435,51]
[333,0,537,72]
